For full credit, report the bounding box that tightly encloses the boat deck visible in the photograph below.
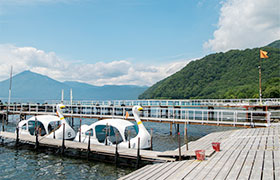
[119,125,280,180]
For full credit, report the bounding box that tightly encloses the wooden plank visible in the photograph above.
[186,130,248,180]
[213,149,242,180]
[274,134,280,150]
[266,136,274,151]
[262,150,274,180]
[259,136,267,150]
[133,162,177,180]
[274,150,280,180]
[236,150,257,179]
[202,149,238,179]
[164,160,197,180]
[225,149,249,179]
[249,150,264,180]
[189,130,248,180]
[1,131,175,162]
[149,160,186,180]
[118,164,153,180]
[184,131,229,150]
[123,163,165,180]
[172,160,201,180]
[204,130,253,180]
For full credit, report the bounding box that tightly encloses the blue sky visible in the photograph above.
[0,0,279,86]
[0,0,220,63]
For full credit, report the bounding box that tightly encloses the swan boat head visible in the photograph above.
[17,104,76,140]
[75,105,151,149]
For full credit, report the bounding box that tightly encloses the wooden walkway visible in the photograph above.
[119,125,280,180]
[2,102,277,128]
[158,130,234,158]
[0,131,175,163]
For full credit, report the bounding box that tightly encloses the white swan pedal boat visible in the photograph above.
[17,104,76,140]
[74,106,151,149]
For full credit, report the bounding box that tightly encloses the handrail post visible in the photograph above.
[267,112,271,127]
[250,111,254,127]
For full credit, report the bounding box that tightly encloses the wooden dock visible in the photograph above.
[119,125,280,180]
[0,131,175,165]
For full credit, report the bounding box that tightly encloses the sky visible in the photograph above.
[0,0,279,86]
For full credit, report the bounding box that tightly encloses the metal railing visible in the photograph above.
[1,98,280,107]
[45,98,280,107]
[4,103,276,127]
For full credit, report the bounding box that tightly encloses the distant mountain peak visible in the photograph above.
[0,70,147,100]
[15,70,47,78]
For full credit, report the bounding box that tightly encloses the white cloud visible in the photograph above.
[0,44,192,86]
[204,0,280,52]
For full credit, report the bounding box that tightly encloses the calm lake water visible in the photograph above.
[0,116,241,179]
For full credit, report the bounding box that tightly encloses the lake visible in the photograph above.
[0,116,241,179]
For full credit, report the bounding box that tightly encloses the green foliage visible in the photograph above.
[139,40,280,99]
[267,40,280,49]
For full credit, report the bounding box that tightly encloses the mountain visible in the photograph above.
[139,40,280,99]
[0,70,148,101]
[267,40,280,49]
[0,70,69,100]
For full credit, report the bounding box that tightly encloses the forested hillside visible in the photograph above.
[139,40,280,99]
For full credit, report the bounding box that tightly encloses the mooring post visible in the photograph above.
[1,113,4,144]
[2,113,4,132]
[35,116,39,150]
[115,133,119,166]
[170,122,173,135]
[71,117,74,128]
[5,109,8,124]
[128,130,131,148]
[178,132,182,161]
[61,123,65,155]
[150,128,153,150]
[176,124,179,133]
[136,137,141,168]
[16,124,19,146]
[53,129,56,139]
[87,132,91,160]
[184,127,188,151]
[105,123,108,146]
[79,119,82,142]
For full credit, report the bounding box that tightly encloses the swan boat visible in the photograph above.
[17,104,76,140]
[74,105,151,149]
